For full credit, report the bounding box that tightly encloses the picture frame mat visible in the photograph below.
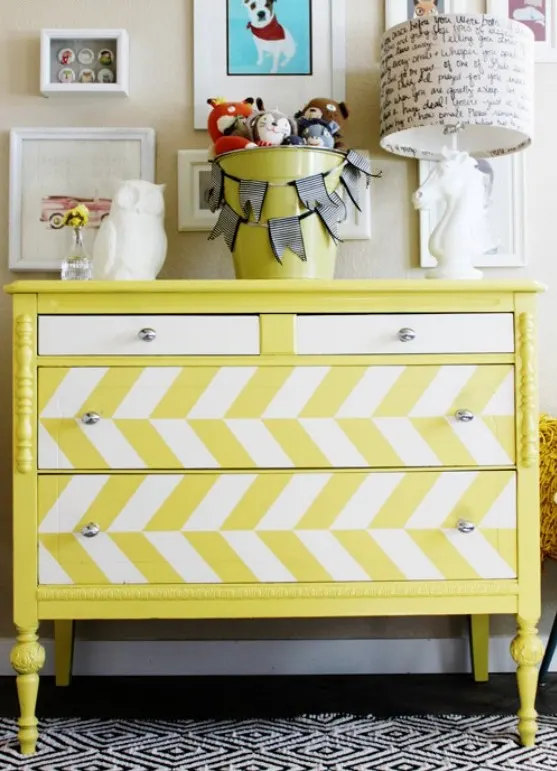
[418,153,526,268]
[9,127,155,272]
[487,0,557,61]
[193,0,345,130]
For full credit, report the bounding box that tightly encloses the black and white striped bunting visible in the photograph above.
[239,179,268,222]
[208,203,242,251]
[206,162,224,213]
[269,216,307,263]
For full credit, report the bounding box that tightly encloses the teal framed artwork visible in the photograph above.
[193,0,345,129]
[227,0,312,76]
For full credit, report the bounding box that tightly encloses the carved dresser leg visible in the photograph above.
[510,617,544,747]
[10,627,46,755]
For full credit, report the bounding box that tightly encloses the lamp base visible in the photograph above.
[426,265,483,281]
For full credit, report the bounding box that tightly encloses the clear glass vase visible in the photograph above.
[60,227,92,281]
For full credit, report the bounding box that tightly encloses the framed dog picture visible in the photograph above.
[385,0,466,28]
[193,0,346,129]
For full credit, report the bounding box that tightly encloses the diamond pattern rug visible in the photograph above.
[1,714,556,770]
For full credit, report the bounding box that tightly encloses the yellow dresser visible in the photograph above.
[6,279,544,754]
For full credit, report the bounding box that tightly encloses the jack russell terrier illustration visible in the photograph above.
[243,0,296,74]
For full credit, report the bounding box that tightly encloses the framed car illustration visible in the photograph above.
[9,127,156,271]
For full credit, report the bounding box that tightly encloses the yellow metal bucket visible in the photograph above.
[217,147,345,279]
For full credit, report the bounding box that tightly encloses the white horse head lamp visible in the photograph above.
[412,147,495,280]
[379,13,534,280]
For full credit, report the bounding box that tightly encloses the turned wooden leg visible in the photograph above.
[10,626,45,755]
[54,620,75,687]
[468,614,489,683]
[510,617,544,747]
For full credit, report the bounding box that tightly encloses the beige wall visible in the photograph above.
[0,0,555,649]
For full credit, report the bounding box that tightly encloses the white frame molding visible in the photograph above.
[40,28,130,97]
[487,0,557,61]
[418,153,527,269]
[386,0,467,28]
[177,150,217,231]
[193,0,346,130]
[9,127,156,272]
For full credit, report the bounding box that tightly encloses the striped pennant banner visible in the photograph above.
[292,173,340,211]
[209,203,243,251]
[268,216,307,263]
[239,180,268,222]
[206,162,224,213]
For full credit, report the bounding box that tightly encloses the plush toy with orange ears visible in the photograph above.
[207,97,258,157]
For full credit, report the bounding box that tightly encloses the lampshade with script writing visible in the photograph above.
[379,14,534,160]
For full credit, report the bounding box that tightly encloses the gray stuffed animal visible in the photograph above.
[249,99,298,146]
[298,118,340,149]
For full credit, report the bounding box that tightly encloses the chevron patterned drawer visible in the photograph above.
[297,313,515,354]
[38,364,516,470]
[37,470,517,585]
[38,315,260,356]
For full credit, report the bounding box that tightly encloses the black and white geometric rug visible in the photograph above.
[1,714,557,770]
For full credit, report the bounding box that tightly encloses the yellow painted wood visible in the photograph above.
[54,621,75,687]
[470,614,490,683]
[5,279,543,751]
[260,314,296,355]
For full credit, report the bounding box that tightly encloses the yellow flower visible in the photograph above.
[63,203,89,228]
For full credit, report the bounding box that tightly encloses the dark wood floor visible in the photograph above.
[0,674,556,720]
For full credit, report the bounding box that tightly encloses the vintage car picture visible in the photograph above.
[40,195,112,229]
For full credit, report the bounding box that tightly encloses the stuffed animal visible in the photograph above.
[248,99,299,146]
[298,118,339,149]
[207,97,258,157]
[295,98,350,149]
[92,180,168,280]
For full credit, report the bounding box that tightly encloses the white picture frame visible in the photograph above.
[177,148,372,240]
[9,127,156,272]
[193,0,346,130]
[487,0,557,61]
[386,0,467,28]
[418,154,527,268]
[177,150,217,231]
[40,29,129,97]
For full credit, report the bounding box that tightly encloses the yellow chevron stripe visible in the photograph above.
[482,415,516,459]
[40,419,109,469]
[263,420,330,467]
[84,368,143,417]
[371,473,440,528]
[109,534,185,583]
[114,420,183,468]
[40,534,108,584]
[185,533,257,582]
[77,476,144,532]
[38,369,70,415]
[189,420,255,467]
[446,471,514,529]
[223,474,291,530]
[151,367,220,418]
[148,476,216,531]
[482,529,517,571]
[297,474,364,530]
[257,532,333,582]
[410,418,476,466]
[337,419,402,466]
[449,366,513,414]
[226,367,293,418]
[38,476,72,525]
[373,367,439,416]
[300,367,367,418]
[411,531,479,581]
[334,531,406,581]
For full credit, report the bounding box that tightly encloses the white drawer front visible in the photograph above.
[38,315,260,356]
[297,314,514,355]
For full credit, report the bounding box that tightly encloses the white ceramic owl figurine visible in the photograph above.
[92,180,168,280]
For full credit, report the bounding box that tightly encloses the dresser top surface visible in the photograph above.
[4,279,546,295]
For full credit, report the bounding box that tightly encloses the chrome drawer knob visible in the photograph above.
[455,409,475,423]
[81,522,100,538]
[398,327,416,343]
[81,412,100,425]
[138,328,157,342]
[456,519,476,534]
